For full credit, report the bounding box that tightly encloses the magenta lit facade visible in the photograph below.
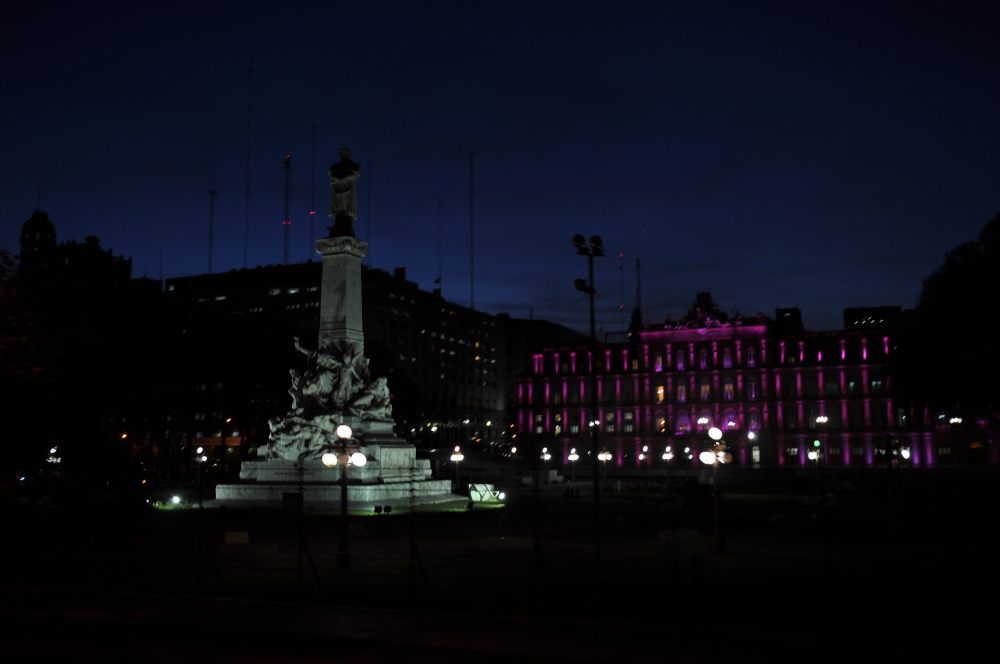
[515,322,987,468]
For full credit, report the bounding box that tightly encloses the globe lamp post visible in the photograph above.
[574,233,604,565]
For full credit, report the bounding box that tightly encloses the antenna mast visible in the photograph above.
[366,163,372,266]
[207,189,218,274]
[635,257,642,313]
[469,151,474,310]
[438,193,443,291]
[282,155,292,265]
[243,60,253,269]
[619,253,625,330]
[309,122,316,254]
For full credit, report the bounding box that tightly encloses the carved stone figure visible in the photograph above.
[266,336,393,461]
[327,148,361,237]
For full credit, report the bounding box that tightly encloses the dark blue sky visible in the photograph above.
[3,1,998,332]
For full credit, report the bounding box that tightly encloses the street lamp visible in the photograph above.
[451,445,464,491]
[597,450,612,484]
[574,233,604,565]
[568,448,579,480]
[321,423,366,569]
[704,426,729,552]
[540,446,551,482]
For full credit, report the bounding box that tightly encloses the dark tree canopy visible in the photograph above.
[896,213,1000,419]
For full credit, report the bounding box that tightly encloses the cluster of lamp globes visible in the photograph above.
[698,427,734,465]
[540,447,552,461]
[450,446,464,462]
[320,424,368,468]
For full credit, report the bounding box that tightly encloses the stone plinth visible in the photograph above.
[317,236,367,350]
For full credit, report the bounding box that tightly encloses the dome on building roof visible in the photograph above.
[21,209,56,244]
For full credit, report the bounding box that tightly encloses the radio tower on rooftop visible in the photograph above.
[282,154,293,265]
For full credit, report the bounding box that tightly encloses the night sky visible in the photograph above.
[3,1,998,333]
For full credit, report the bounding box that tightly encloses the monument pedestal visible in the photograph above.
[214,212,455,508]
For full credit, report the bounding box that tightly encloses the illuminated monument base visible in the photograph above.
[215,181,454,506]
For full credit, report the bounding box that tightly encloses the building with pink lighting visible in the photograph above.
[515,306,995,469]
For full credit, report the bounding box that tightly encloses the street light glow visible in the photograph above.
[336,424,353,439]
[171,496,180,504]
[322,452,338,467]
[350,452,367,467]
[708,427,723,441]
[699,451,716,464]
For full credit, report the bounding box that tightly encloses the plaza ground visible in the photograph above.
[2,469,996,662]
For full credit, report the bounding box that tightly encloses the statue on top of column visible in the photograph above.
[327,147,361,238]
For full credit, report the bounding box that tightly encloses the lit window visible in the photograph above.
[605,413,616,433]
[656,385,664,403]
[287,288,299,294]
[677,355,685,371]
[654,354,663,372]
[747,347,756,367]
[623,412,634,433]
[751,446,760,463]
[748,381,758,400]
[748,410,760,431]
[700,381,711,400]
[700,349,708,369]
[723,379,734,400]
[676,413,691,433]
[723,349,732,368]
[676,384,687,403]
[269,288,281,296]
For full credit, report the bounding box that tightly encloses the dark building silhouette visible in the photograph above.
[162,263,584,461]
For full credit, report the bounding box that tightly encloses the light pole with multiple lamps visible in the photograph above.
[813,415,828,501]
[450,445,464,492]
[699,426,731,552]
[573,233,604,565]
[568,448,579,481]
[320,423,367,569]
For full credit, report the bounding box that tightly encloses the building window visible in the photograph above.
[621,380,635,404]
[677,354,685,371]
[697,411,713,431]
[871,403,887,429]
[604,413,616,433]
[938,447,951,455]
[554,413,562,436]
[655,412,666,432]
[676,384,687,403]
[723,410,737,429]
[656,385,664,403]
[723,379,734,400]
[846,372,862,395]
[699,381,711,400]
[570,424,580,434]
[747,381,758,400]
[803,375,819,397]
[723,349,732,368]
[824,377,840,396]
[748,410,760,431]
[747,347,756,367]
[848,404,864,429]
[676,412,690,433]
[699,349,708,369]
[623,412,634,432]
[654,353,663,372]
[783,406,798,430]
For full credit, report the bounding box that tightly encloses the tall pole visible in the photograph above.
[207,190,217,274]
[282,155,292,265]
[438,193,443,290]
[469,151,474,310]
[366,164,372,265]
[310,122,316,254]
[588,253,601,566]
[619,253,625,331]
[244,60,253,269]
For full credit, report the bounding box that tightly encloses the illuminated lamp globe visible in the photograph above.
[350,452,367,467]
[699,451,717,464]
[338,453,350,466]
[171,496,181,505]
[321,453,338,467]
[336,424,353,440]
[708,427,723,441]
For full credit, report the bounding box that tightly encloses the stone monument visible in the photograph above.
[215,149,451,506]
